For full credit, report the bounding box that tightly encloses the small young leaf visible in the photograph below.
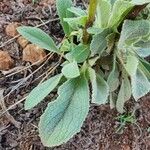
[68,7,87,17]
[124,55,139,76]
[90,29,110,56]
[25,74,63,110]
[131,68,150,100]
[60,39,71,52]
[70,44,90,63]
[108,0,134,29]
[87,27,103,34]
[107,64,119,92]
[39,75,90,147]
[56,0,73,36]
[89,68,109,105]
[62,61,80,78]
[139,59,150,80]
[17,26,59,53]
[64,16,87,30]
[116,76,132,113]
[96,0,111,28]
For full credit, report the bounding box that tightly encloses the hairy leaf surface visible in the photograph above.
[131,0,150,5]
[118,20,150,49]
[17,27,59,53]
[89,68,109,105]
[96,0,111,28]
[116,77,132,113]
[70,44,90,63]
[25,74,63,110]
[39,75,90,147]
[64,16,87,30]
[68,7,87,16]
[131,68,150,100]
[56,0,73,36]
[124,55,139,76]
[108,0,133,28]
[90,29,110,56]
[62,61,80,78]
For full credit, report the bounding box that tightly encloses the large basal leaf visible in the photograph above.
[62,61,80,78]
[56,0,73,36]
[118,20,150,49]
[116,76,132,113]
[131,68,150,100]
[25,74,63,110]
[70,44,90,63]
[90,29,110,56]
[17,26,59,53]
[131,0,150,5]
[108,0,134,29]
[96,0,111,28]
[89,67,109,105]
[39,75,90,147]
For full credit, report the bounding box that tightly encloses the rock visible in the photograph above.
[17,36,29,48]
[5,22,20,37]
[0,50,14,70]
[23,44,46,64]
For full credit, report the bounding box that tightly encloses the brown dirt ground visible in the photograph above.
[0,0,150,150]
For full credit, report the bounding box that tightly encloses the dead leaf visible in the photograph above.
[5,22,20,37]
[39,0,55,6]
[17,36,29,48]
[0,50,14,70]
[23,44,46,64]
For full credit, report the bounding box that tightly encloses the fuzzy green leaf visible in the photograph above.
[136,48,150,57]
[25,74,63,110]
[116,76,132,113]
[131,68,150,100]
[96,0,111,28]
[56,0,73,36]
[62,61,80,78]
[139,59,150,80]
[68,7,87,17]
[70,44,90,63]
[131,0,150,5]
[90,29,110,56]
[124,55,139,76]
[89,68,109,105]
[64,16,87,30]
[108,0,133,29]
[118,20,150,49]
[39,75,90,147]
[107,63,119,92]
[17,26,59,53]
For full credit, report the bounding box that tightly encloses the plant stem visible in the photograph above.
[82,0,98,44]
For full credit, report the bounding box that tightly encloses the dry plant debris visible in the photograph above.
[17,36,29,48]
[39,0,55,6]
[5,22,20,37]
[0,50,14,70]
[23,44,46,64]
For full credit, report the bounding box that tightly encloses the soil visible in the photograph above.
[0,0,150,150]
